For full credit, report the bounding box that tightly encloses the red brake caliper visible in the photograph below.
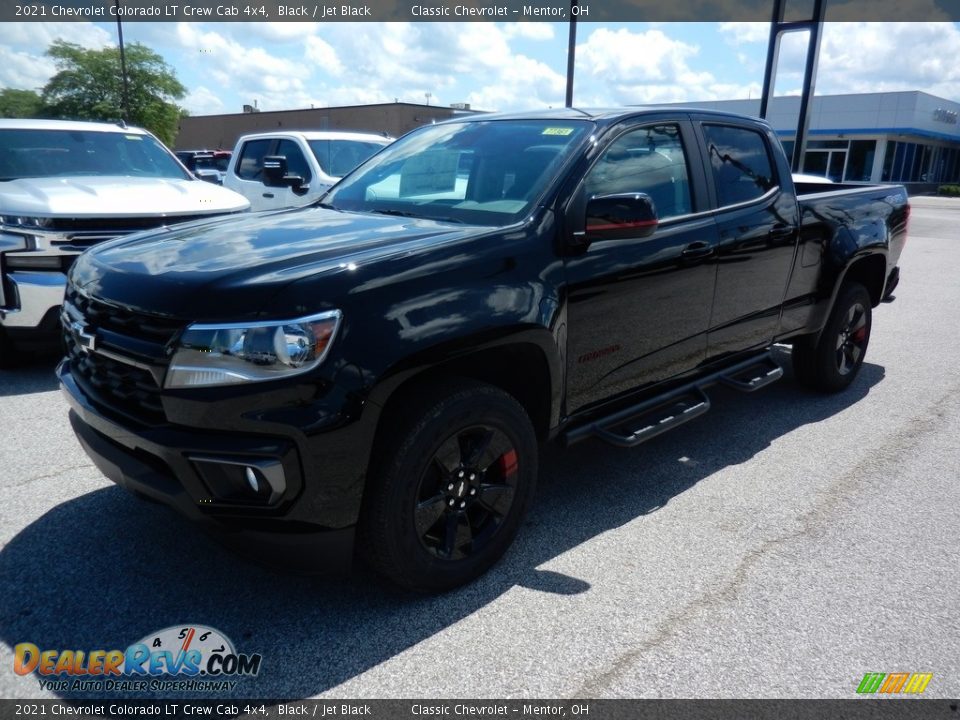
[499,449,518,478]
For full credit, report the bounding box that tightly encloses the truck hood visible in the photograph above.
[0,175,249,217]
[71,206,488,319]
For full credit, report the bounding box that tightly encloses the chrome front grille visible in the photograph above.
[44,214,214,249]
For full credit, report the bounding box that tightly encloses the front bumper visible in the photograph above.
[0,270,67,329]
[58,359,375,573]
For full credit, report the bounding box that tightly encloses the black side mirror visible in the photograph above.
[585,193,658,240]
[262,155,306,192]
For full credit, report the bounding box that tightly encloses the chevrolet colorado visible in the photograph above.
[59,109,907,591]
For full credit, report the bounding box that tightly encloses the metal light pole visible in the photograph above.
[115,0,131,123]
[565,0,577,107]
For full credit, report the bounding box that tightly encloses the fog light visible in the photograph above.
[245,466,260,493]
[189,455,287,506]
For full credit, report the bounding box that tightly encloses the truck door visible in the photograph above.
[563,120,719,413]
[229,138,315,211]
[695,120,800,359]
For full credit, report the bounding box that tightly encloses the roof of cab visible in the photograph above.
[438,106,771,127]
[0,118,149,134]
[234,130,392,143]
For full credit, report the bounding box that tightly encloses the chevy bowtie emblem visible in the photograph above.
[70,320,97,353]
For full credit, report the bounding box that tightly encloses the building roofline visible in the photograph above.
[181,101,483,121]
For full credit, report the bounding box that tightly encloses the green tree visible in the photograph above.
[41,40,186,146]
[0,88,43,118]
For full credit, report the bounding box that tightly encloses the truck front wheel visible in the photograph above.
[359,380,537,592]
[792,281,873,393]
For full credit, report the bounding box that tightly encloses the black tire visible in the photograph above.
[359,379,538,593]
[0,326,18,370]
[792,282,872,393]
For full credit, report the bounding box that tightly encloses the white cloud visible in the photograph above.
[466,55,566,110]
[574,27,738,105]
[305,36,344,77]
[182,85,226,115]
[0,48,57,92]
[0,22,112,91]
[718,22,769,45]
[1,22,112,50]
[504,23,557,41]
[747,23,960,100]
[242,22,319,42]
[173,23,312,110]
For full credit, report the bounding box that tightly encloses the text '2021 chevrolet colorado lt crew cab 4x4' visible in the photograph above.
[59,109,907,591]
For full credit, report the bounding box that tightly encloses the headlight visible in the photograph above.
[164,310,342,389]
[0,215,52,230]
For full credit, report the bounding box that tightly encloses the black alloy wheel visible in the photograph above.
[835,300,869,376]
[414,425,519,560]
[360,379,537,592]
[792,281,873,393]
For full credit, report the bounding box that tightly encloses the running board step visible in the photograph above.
[717,356,783,392]
[594,390,710,448]
[563,352,783,448]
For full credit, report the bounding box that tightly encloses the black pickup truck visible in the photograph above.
[59,109,907,591]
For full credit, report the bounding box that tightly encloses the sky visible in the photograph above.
[2,21,960,116]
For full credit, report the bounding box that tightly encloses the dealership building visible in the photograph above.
[659,90,960,187]
[175,101,478,152]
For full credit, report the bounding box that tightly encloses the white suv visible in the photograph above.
[223,130,392,212]
[0,119,249,365]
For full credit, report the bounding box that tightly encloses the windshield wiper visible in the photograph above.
[371,208,418,218]
[371,208,464,224]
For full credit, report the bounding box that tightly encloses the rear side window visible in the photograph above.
[307,139,387,178]
[235,139,272,180]
[702,124,776,207]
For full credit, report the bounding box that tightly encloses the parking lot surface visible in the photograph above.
[1,197,957,700]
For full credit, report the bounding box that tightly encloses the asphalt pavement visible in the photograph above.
[0,196,957,700]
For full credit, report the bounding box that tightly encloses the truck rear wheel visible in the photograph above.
[0,327,17,369]
[792,281,872,393]
[359,380,537,592]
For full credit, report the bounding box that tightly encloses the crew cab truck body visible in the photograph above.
[0,119,249,364]
[59,109,907,591]
[223,130,392,212]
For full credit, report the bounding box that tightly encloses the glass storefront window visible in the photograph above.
[845,140,875,182]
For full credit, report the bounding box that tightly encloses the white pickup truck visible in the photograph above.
[0,119,249,365]
[223,130,391,212]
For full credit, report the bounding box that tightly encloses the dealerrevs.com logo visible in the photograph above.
[14,625,262,693]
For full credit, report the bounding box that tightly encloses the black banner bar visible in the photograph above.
[0,700,958,720]
[4,0,960,22]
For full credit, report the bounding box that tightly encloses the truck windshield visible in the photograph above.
[307,139,389,178]
[0,129,191,181]
[324,119,593,226]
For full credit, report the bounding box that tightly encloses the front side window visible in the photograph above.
[325,119,593,226]
[0,129,190,181]
[235,139,272,180]
[584,123,692,220]
[275,139,312,182]
[703,124,776,207]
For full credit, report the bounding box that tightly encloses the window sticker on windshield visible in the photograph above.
[125,135,143,141]
[399,150,459,197]
[542,128,574,136]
